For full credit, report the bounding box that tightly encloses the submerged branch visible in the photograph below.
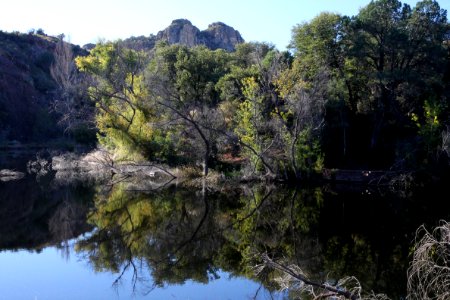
[260,253,360,300]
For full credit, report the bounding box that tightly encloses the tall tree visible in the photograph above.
[289,1,450,169]
[145,44,230,175]
[76,42,151,160]
[51,37,94,138]
[352,0,449,166]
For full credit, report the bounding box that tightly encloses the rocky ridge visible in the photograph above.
[156,19,244,51]
[121,19,244,52]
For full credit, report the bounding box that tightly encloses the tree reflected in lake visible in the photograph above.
[1,166,449,299]
[76,183,246,292]
[72,181,446,298]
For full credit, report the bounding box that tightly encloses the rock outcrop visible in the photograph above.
[123,19,244,52]
[201,22,245,51]
[156,19,201,48]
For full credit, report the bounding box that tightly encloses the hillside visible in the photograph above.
[0,31,86,143]
[0,20,243,144]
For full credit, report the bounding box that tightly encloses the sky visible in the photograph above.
[1,0,449,50]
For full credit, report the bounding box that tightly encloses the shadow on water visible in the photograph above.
[1,152,449,299]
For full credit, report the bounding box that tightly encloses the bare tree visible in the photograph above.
[50,37,94,133]
[51,37,76,89]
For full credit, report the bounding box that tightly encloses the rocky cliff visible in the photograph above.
[156,19,201,48]
[157,19,244,51]
[201,22,245,51]
[123,19,244,52]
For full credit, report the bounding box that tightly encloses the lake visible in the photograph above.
[0,152,449,299]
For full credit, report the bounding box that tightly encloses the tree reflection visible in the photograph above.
[74,182,426,298]
[75,184,227,291]
[0,171,446,298]
[74,183,325,295]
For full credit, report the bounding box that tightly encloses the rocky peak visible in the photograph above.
[154,19,244,51]
[156,19,200,48]
[201,22,245,51]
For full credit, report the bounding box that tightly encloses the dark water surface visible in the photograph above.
[0,153,449,299]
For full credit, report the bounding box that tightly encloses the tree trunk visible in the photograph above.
[203,142,210,177]
[291,138,301,181]
[203,156,209,177]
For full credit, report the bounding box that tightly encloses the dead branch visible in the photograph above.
[260,253,360,300]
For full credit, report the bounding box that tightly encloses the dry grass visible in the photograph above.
[407,221,450,300]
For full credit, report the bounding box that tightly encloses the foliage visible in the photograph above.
[76,42,153,160]
[289,0,450,171]
[144,44,231,174]
[71,182,443,298]
[70,0,450,180]
[234,77,270,173]
[410,99,448,164]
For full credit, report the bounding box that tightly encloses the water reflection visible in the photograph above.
[73,181,445,298]
[76,184,247,291]
[1,168,449,299]
[0,174,94,251]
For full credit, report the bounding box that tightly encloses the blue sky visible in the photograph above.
[1,0,449,49]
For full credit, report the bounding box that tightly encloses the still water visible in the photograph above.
[0,153,449,299]
[0,247,267,299]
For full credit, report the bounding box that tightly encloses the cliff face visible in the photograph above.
[201,22,245,51]
[156,19,201,48]
[124,19,244,52]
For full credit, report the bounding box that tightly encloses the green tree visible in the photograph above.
[289,0,450,170]
[275,59,326,180]
[76,42,152,160]
[234,76,278,176]
[145,44,231,175]
[350,0,448,166]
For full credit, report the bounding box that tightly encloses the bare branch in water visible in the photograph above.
[257,254,390,300]
[259,253,360,300]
